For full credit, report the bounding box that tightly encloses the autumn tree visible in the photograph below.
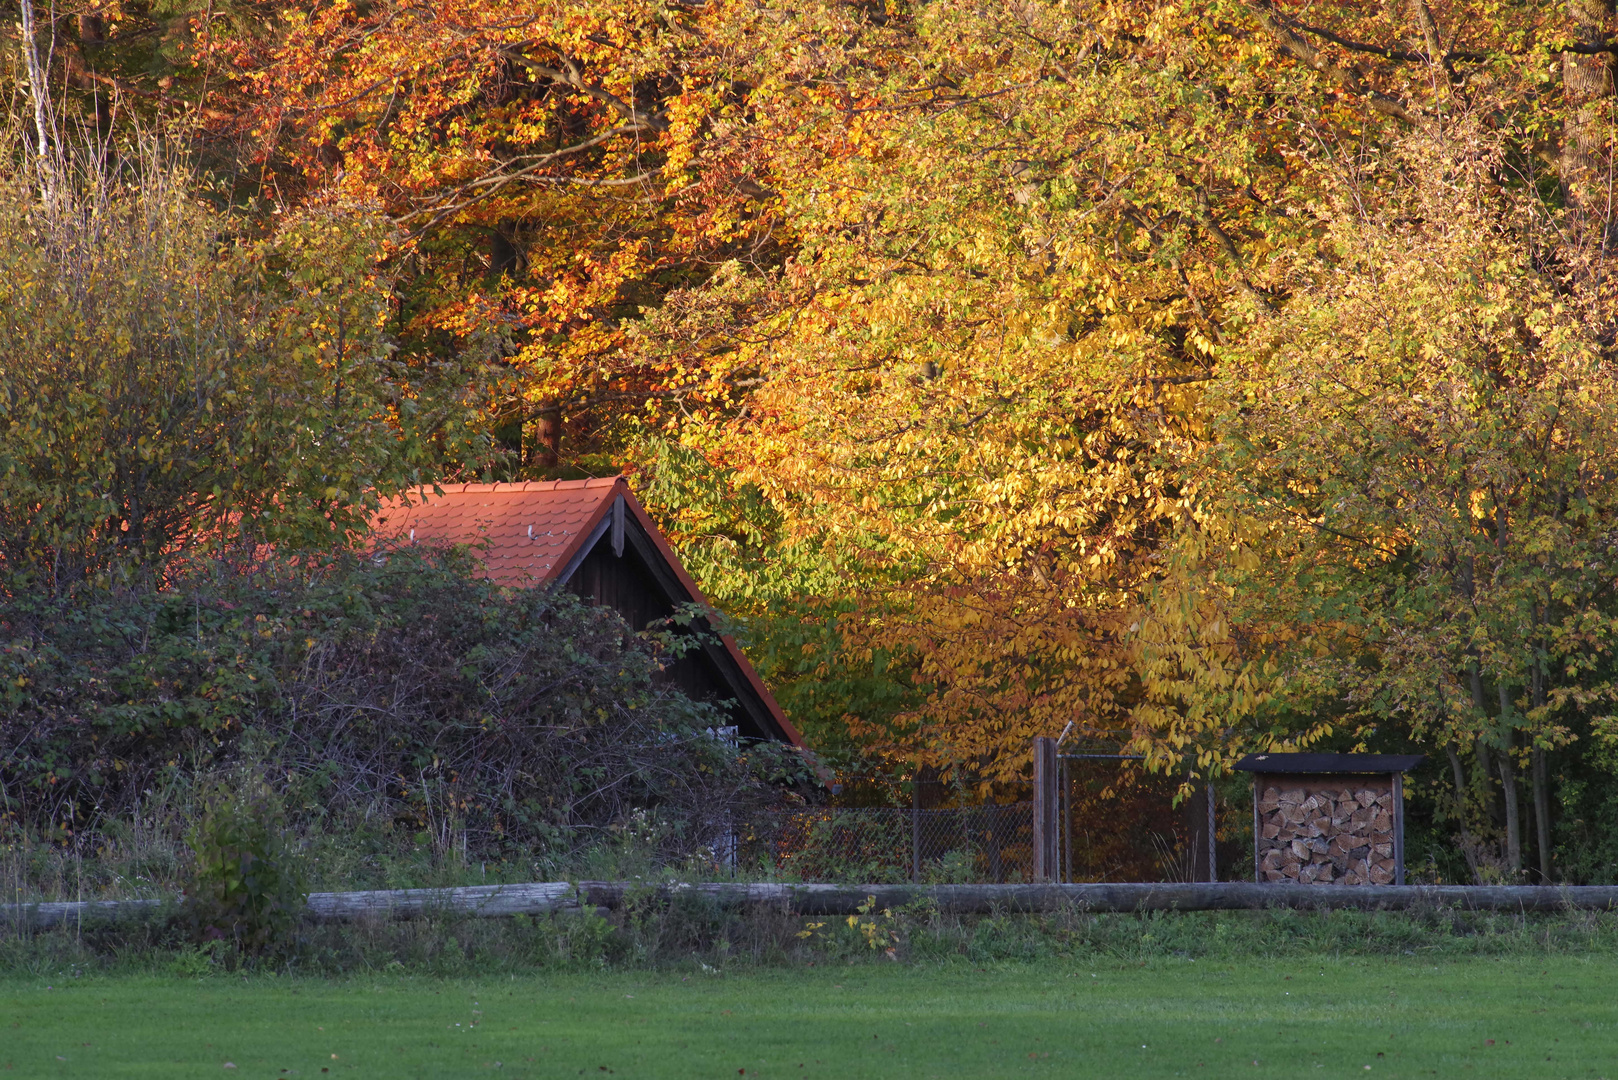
[0,135,478,593]
[17,0,1618,841]
[620,0,1396,784]
[189,0,790,473]
[1144,116,1618,881]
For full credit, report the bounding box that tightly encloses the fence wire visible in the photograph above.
[740,803,1035,884]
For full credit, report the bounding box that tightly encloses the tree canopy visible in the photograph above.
[11,0,1618,879]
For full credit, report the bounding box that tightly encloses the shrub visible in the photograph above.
[183,786,305,957]
[0,546,808,865]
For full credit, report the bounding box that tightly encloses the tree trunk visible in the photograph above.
[1496,680,1524,876]
[1562,1,1615,226]
[1530,648,1553,883]
[18,0,54,180]
[490,219,523,276]
[529,404,561,469]
[1445,743,1482,880]
[1476,736,1501,831]
[1497,746,1522,876]
[1408,0,1446,70]
[1532,746,1553,883]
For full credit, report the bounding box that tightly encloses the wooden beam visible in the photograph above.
[579,881,1618,914]
[1032,737,1059,882]
[9,881,1618,931]
[304,881,583,922]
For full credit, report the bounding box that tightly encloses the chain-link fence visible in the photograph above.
[727,758,1242,884]
[739,803,1035,884]
[1056,759,1246,883]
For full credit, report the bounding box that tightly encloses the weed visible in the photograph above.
[183,784,305,958]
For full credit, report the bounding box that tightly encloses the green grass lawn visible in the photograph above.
[3,957,1616,1079]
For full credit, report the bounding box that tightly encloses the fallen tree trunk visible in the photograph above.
[5,883,587,931]
[3,898,170,932]
[7,881,1618,931]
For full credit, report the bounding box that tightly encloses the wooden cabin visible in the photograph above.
[371,478,804,748]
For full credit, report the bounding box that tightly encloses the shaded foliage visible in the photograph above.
[0,547,806,860]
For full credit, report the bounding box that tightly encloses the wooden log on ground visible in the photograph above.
[8,881,1618,930]
[580,881,1618,914]
[302,881,583,923]
[1,883,586,932]
[1,898,169,931]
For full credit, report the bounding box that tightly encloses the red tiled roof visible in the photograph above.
[371,478,621,585]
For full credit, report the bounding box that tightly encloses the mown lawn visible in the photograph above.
[3,957,1616,1078]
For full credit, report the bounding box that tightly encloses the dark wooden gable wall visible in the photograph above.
[560,500,778,742]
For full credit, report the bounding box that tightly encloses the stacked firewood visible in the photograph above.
[1256,781,1396,885]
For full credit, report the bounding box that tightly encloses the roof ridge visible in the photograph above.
[406,477,626,495]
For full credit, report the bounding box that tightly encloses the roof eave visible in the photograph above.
[617,488,808,752]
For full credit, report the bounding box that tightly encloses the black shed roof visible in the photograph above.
[1234,752,1425,775]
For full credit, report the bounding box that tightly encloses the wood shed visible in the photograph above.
[370,478,804,749]
[1234,753,1424,886]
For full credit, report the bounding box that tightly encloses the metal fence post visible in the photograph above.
[1032,737,1058,882]
[988,803,1002,882]
[1061,756,1071,885]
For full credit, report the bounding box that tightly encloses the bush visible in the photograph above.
[0,546,809,865]
[183,785,305,957]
